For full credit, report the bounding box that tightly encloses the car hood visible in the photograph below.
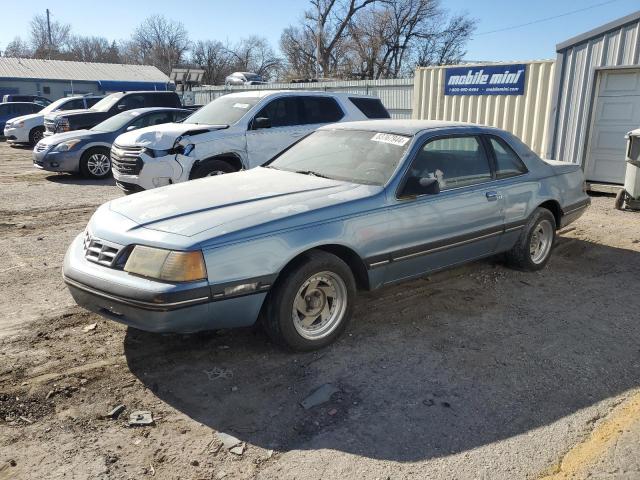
[45,108,89,119]
[115,122,228,149]
[40,129,97,145]
[8,113,42,124]
[106,167,379,243]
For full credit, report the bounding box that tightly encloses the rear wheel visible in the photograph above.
[263,251,356,351]
[80,149,111,179]
[29,126,44,146]
[506,207,556,271]
[190,159,236,179]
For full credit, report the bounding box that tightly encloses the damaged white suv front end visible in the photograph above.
[110,90,390,194]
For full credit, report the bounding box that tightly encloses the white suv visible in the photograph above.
[111,90,390,193]
[4,95,102,146]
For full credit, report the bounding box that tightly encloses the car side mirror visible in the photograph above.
[117,104,126,111]
[253,117,271,129]
[402,176,440,197]
[126,125,137,132]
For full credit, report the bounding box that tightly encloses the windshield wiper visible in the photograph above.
[294,170,332,179]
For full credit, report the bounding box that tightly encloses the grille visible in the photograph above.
[83,230,125,268]
[111,144,144,176]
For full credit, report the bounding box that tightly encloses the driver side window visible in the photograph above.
[406,136,492,192]
[253,97,300,128]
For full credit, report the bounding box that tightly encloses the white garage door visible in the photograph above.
[586,69,640,183]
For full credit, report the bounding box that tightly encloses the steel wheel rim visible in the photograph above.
[87,153,110,176]
[32,130,43,143]
[292,271,348,340]
[529,219,553,264]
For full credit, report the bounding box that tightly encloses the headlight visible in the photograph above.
[53,139,81,152]
[124,246,207,282]
[14,121,24,128]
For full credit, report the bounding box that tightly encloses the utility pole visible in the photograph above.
[315,2,321,80]
[46,9,52,59]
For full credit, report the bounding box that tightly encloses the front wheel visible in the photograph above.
[263,251,356,351]
[190,160,236,179]
[506,207,556,271]
[29,126,45,146]
[80,149,111,179]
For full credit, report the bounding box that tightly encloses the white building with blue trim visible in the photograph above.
[0,58,172,100]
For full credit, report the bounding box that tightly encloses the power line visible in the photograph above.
[474,0,621,36]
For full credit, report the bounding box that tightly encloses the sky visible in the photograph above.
[0,0,638,62]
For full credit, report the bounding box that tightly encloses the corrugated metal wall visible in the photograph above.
[547,15,640,164]
[412,61,556,157]
[192,78,414,118]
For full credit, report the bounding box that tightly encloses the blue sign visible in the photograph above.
[444,64,527,96]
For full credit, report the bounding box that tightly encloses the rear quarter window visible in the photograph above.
[349,97,390,119]
[488,136,528,179]
[300,96,344,124]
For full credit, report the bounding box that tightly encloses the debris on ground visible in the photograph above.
[300,384,340,409]
[229,444,245,456]
[203,367,233,381]
[128,410,154,426]
[82,323,97,333]
[215,432,242,450]
[106,404,125,419]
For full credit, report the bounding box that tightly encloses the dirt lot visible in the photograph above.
[1,140,639,480]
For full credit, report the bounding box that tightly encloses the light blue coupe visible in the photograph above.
[63,120,590,350]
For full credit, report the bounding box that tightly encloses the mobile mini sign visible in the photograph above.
[444,64,527,96]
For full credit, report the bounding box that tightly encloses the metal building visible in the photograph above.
[412,60,556,157]
[0,58,172,101]
[546,10,640,185]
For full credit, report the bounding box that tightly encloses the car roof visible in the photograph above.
[224,89,381,100]
[320,119,500,136]
[119,107,190,114]
[0,101,41,106]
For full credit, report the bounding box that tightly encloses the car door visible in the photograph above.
[245,96,310,168]
[381,134,504,283]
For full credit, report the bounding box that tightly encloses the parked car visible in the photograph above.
[0,102,44,131]
[111,90,390,193]
[44,91,182,136]
[3,94,52,106]
[4,95,103,146]
[33,107,190,179]
[224,72,266,86]
[62,120,590,351]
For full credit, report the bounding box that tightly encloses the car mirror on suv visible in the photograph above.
[253,117,271,129]
[117,104,127,111]
[401,176,440,198]
[126,125,138,132]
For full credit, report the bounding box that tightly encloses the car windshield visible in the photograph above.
[41,97,74,114]
[91,110,138,132]
[243,73,261,81]
[90,93,122,112]
[269,129,412,186]
[184,95,260,125]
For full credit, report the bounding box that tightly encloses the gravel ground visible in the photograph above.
[1,141,639,480]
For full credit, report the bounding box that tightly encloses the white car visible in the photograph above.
[224,72,266,86]
[111,90,390,193]
[4,95,102,146]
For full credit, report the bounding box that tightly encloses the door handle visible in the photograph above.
[486,191,502,201]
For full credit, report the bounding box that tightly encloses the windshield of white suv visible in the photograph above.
[41,97,73,114]
[184,96,261,125]
[269,129,412,186]
[90,93,122,112]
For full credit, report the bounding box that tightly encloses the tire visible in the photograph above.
[80,149,112,179]
[505,207,556,271]
[614,189,627,211]
[190,159,236,179]
[263,251,356,351]
[29,126,45,146]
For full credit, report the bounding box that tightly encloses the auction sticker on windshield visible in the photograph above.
[371,133,410,146]
[233,103,251,109]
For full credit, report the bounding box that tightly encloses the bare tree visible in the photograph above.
[192,40,233,85]
[3,37,32,58]
[29,12,71,59]
[125,15,190,74]
[416,14,475,66]
[227,36,283,80]
[280,26,318,80]
[66,36,121,63]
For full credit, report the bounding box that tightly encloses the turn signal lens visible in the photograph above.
[124,246,207,282]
